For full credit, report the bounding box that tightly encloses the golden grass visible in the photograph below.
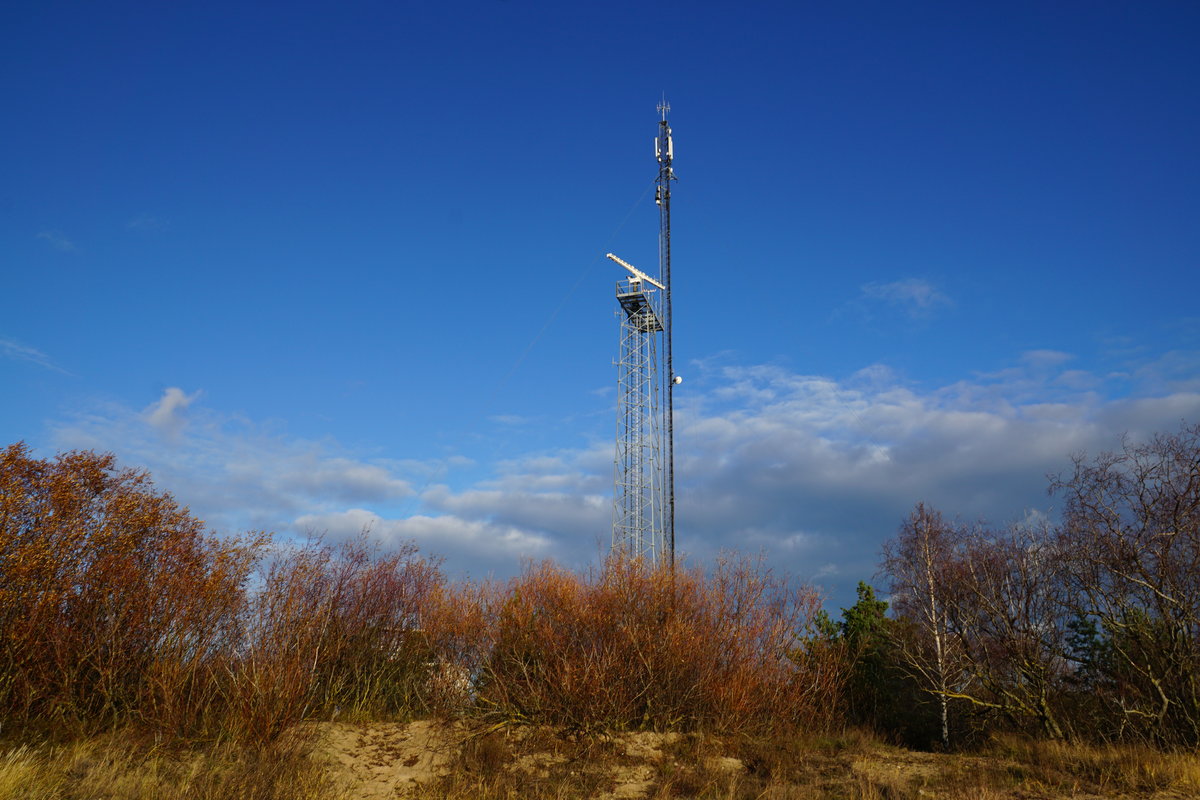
[0,746,43,800]
[6,724,1200,800]
[0,733,352,800]
[984,733,1200,795]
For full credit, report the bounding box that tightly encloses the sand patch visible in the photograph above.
[310,722,722,799]
[314,720,462,798]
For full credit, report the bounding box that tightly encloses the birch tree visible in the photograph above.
[882,503,963,748]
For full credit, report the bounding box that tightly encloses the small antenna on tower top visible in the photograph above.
[658,95,670,120]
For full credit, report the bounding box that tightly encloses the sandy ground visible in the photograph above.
[314,720,465,798]
[310,721,731,798]
[312,724,700,796]
[308,721,1197,799]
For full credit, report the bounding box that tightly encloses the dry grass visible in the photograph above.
[0,733,351,800]
[5,723,1200,800]
[403,725,621,799]
[983,733,1200,795]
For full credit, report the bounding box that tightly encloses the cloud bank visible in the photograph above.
[45,352,1200,602]
[53,388,416,534]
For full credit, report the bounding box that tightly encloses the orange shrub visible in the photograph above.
[1,442,846,743]
[475,552,842,734]
[230,536,446,739]
[0,443,264,736]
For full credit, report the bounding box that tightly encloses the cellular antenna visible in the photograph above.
[609,101,678,568]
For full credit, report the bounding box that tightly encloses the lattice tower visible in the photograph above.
[612,268,664,559]
[608,101,676,565]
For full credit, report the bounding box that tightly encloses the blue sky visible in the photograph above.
[3,1,1199,610]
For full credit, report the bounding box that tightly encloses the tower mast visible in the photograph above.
[609,101,676,566]
[656,99,676,568]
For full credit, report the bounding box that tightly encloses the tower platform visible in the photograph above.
[616,281,663,333]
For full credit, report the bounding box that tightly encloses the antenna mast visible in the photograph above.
[656,99,677,568]
[609,101,677,566]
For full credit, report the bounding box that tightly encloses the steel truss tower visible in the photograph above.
[609,101,677,565]
[611,256,664,560]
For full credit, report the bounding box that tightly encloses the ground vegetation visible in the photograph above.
[2,423,1199,796]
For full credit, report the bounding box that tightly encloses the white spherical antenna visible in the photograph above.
[673,375,683,385]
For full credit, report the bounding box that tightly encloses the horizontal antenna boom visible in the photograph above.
[606,253,665,290]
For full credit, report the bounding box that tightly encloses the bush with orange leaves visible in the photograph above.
[0,443,845,742]
[0,442,265,735]
[230,536,447,740]
[474,554,844,734]
[0,444,451,741]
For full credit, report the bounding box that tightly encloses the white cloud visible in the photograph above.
[812,564,840,580]
[860,278,952,317]
[37,230,76,252]
[0,337,69,374]
[284,457,414,504]
[143,387,200,440]
[1021,349,1074,368]
[1131,350,1200,394]
[384,351,1200,594]
[665,356,1200,602]
[126,213,169,231]
[51,393,415,535]
[488,414,530,426]
[294,508,553,570]
[422,483,608,542]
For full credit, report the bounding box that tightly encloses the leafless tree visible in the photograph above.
[886,508,1073,740]
[1051,423,1200,744]
[942,523,1073,740]
[881,503,965,748]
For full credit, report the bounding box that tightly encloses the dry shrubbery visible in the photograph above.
[0,443,451,742]
[221,536,450,741]
[476,554,841,733]
[8,438,1200,798]
[0,442,843,746]
[0,443,262,738]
